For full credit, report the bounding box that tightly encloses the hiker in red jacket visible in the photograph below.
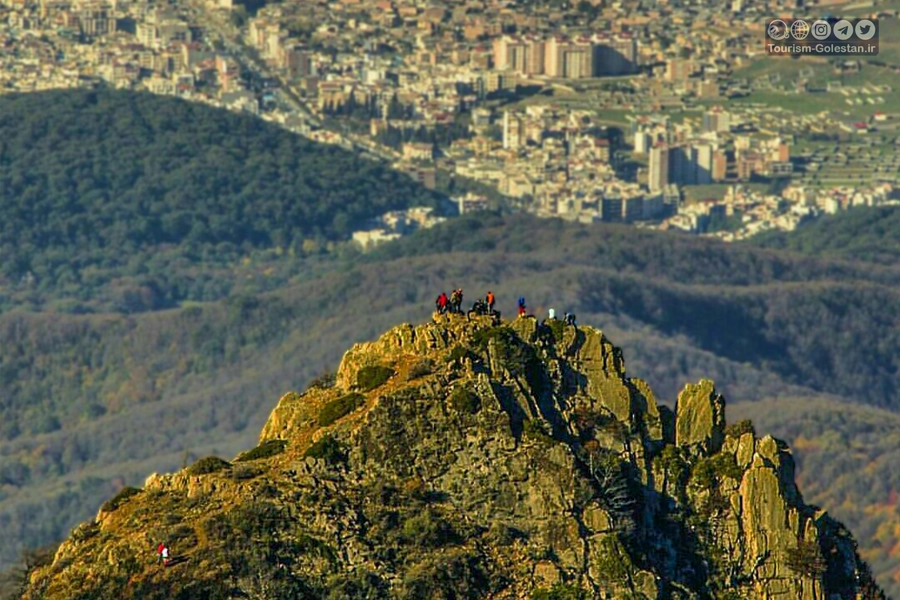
[436,292,448,314]
[486,291,495,314]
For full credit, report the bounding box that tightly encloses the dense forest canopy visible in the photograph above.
[4,212,900,597]
[748,205,900,265]
[0,89,445,312]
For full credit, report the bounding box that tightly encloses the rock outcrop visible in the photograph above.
[675,380,725,454]
[19,316,886,600]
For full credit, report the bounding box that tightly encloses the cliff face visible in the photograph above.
[20,316,885,600]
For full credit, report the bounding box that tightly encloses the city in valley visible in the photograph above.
[4,0,900,246]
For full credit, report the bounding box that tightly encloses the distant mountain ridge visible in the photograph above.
[15,317,888,599]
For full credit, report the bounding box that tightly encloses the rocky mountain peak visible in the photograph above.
[19,315,885,600]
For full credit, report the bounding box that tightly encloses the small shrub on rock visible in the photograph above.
[724,419,756,438]
[71,521,100,542]
[401,476,427,500]
[471,325,513,352]
[325,570,387,600]
[235,439,286,462]
[318,393,365,426]
[169,524,198,549]
[231,464,264,481]
[306,371,336,391]
[450,386,481,414]
[401,550,488,599]
[304,434,345,464]
[544,319,566,344]
[785,539,827,577]
[100,486,142,513]
[593,535,632,583]
[408,359,434,380]
[691,453,743,488]
[401,509,458,548]
[523,419,554,446]
[356,365,394,391]
[690,458,717,489]
[657,446,688,487]
[710,452,744,481]
[446,344,475,364]
[486,521,522,546]
[188,456,232,475]
[532,583,587,600]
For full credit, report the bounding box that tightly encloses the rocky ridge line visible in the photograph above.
[19,315,886,600]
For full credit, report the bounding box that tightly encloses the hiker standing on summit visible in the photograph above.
[450,289,463,314]
[486,291,495,314]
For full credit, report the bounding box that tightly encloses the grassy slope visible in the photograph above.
[3,213,900,596]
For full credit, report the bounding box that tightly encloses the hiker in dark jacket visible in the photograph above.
[450,288,463,314]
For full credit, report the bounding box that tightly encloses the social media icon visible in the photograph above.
[811,19,831,40]
[856,19,876,40]
[768,19,789,40]
[833,19,853,40]
[791,19,810,40]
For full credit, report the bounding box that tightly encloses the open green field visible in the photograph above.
[866,12,900,63]
[732,55,834,86]
[728,90,850,115]
[727,61,900,119]
[590,108,634,126]
[508,90,636,125]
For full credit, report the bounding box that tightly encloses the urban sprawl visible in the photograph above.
[3,0,900,247]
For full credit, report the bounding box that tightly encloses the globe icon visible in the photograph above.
[791,19,810,40]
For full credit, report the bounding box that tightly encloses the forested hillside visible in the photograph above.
[3,213,900,596]
[2,90,900,597]
[0,89,445,312]
[749,205,900,265]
